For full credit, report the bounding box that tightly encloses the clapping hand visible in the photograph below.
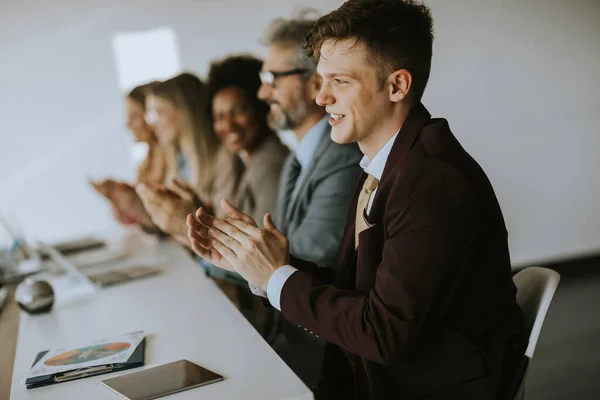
[136,179,204,246]
[90,178,155,229]
[187,199,289,290]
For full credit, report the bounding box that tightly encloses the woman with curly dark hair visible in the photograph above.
[199,55,289,334]
[207,54,289,225]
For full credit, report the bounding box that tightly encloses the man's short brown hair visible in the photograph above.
[306,0,434,101]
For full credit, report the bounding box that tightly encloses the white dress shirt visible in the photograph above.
[258,130,400,310]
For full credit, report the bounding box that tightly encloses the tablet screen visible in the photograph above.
[102,360,223,400]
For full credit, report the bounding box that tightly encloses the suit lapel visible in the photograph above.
[334,103,432,287]
[234,165,253,212]
[235,135,277,212]
[282,124,332,228]
[335,172,366,286]
[273,155,295,230]
[367,103,431,224]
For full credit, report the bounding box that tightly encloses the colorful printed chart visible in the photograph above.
[44,342,131,366]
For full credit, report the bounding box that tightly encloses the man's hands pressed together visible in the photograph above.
[187,199,289,291]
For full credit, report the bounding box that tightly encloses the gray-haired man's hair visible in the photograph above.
[262,8,320,75]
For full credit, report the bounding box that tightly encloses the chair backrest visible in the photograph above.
[512,266,560,358]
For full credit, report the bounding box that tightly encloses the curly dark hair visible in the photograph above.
[306,0,434,101]
[206,54,270,130]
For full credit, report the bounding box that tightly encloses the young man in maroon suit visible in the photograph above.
[187,1,525,399]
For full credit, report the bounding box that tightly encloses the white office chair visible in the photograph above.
[510,266,561,400]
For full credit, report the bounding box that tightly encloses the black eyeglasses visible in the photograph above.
[259,68,310,86]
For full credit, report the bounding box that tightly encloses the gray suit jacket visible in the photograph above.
[273,124,362,269]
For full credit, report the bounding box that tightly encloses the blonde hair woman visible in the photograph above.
[137,61,288,334]
[145,73,220,197]
[126,81,167,185]
[90,81,168,229]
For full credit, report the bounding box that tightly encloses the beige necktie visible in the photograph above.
[355,174,379,249]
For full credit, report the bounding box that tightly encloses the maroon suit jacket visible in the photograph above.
[278,103,524,399]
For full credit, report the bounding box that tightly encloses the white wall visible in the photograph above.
[0,0,598,266]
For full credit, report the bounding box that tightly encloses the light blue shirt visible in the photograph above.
[258,130,401,311]
[177,152,190,181]
[289,116,330,201]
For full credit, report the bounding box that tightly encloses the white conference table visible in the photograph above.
[9,232,313,400]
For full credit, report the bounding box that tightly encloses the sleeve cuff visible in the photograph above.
[248,283,267,298]
[266,265,297,311]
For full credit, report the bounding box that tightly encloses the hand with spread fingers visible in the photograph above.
[111,182,157,231]
[186,208,236,272]
[188,199,289,290]
[111,204,138,225]
[136,181,199,246]
[89,178,117,199]
[186,199,257,272]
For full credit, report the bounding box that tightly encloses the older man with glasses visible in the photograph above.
[255,11,362,389]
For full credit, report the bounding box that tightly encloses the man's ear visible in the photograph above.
[388,69,412,103]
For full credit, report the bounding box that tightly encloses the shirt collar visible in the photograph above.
[359,130,400,181]
[293,116,329,169]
